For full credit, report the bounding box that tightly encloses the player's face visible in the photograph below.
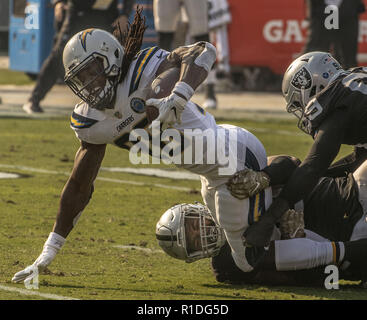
[185,215,216,253]
[75,57,107,97]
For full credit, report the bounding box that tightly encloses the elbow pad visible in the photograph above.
[194,42,217,72]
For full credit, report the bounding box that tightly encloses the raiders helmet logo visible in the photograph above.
[130,97,146,114]
[291,67,312,89]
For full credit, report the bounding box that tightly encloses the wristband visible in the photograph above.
[172,81,195,102]
[44,232,66,251]
[194,42,217,72]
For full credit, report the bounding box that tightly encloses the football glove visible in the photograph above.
[146,92,187,131]
[12,232,65,284]
[279,209,306,240]
[226,168,270,199]
[244,197,289,247]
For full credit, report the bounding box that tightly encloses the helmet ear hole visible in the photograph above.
[309,85,317,99]
[114,49,119,58]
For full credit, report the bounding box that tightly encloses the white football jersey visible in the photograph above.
[70,46,168,145]
[69,46,276,272]
[200,128,276,272]
[69,46,230,180]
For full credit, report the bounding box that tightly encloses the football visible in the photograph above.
[146,67,180,123]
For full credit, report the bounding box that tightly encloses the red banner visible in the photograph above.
[227,0,367,74]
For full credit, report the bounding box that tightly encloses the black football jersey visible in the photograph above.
[211,174,364,285]
[302,173,363,242]
[280,68,367,204]
[303,67,367,144]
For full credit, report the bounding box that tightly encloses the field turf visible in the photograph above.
[0,114,365,301]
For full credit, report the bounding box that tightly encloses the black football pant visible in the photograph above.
[303,19,359,69]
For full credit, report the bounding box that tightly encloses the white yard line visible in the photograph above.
[0,284,79,300]
[100,167,200,181]
[97,176,193,191]
[0,164,195,192]
[0,165,60,175]
[246,127,304,136]
[112,245,164,254]
[0,165,189,300]
[0,172,21,179]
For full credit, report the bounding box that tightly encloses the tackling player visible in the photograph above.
[230,52,367,248]
[156,157,367,286]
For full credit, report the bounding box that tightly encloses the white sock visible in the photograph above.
[275,238,344,271]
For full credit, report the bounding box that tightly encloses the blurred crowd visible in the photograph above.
[19,0,367,114]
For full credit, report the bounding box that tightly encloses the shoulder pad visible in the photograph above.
[129,46,160,96]
[70,102,106,129]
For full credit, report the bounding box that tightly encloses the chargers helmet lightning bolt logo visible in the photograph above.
[79,28,95,52]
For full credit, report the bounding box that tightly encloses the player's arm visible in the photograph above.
[147,42,217,128]
[53,141,107,237]
[12,141,106,283]
[243,110,348,247]
[227,155,301,199]
[264,146,367,183]
[161,41,217,91]
[325,146,367,177]
[279,111,347,205]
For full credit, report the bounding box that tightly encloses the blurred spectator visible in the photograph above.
[23,0,135,114]
[208,0,231,78]
[153,0,218,109]
[303,0,365,69]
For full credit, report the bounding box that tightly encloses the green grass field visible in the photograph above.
[0,114,365,301]
[0,69,35,85]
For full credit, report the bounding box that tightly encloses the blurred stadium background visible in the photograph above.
[1,0,367,90]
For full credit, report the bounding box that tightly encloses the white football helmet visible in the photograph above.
[282,51,343,131]
[156,203,226,263]
[63,28,124,110]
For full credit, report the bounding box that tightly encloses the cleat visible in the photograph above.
[203,98,217,110]
[23,102,44,114]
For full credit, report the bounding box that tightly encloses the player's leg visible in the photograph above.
[210,126,273,273]
[274,238,344,271]
[183,0,209,40]
[353,160,367,214]
[335,19,358,69]
[303,18,331,53]
[23,9,77,114]
[350,160,367,240]
[274,234,367,282]
[217,170,367,279]
[153,0,180,51]
[214,182,277,272]
[183,0,217,109]
[211,238,328,286]
[190,29,217,109]
[335,161,367,281]
[200,176,217,223]
[214,25,231,77]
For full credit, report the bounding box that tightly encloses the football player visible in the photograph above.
[156,157,367,286]
[227,52,367,248]
[11,9,268,284]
